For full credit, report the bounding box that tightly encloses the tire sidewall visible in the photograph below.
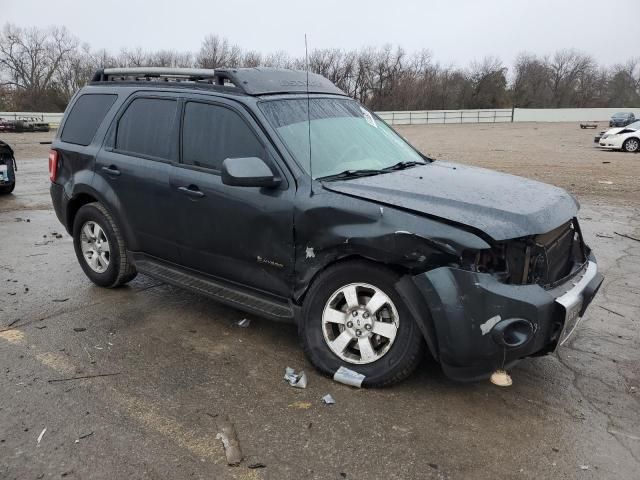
[0,182,15,194]
[300,262,423,386]
[73,203,122,287]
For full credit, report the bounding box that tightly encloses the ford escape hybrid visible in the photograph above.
[50,67,603,386]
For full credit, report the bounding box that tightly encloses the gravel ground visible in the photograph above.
[0,123,639,479]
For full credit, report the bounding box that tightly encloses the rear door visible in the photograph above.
[95,93,181,262]
[171,98,295,297]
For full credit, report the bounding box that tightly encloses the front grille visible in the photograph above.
[505,219,586,288]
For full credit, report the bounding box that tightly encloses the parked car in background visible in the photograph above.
[609,112,635,127]
[0,140,17,194]
[599,120,640,152]
[0,117,50,133]
[19,116,51,132]
[0,118,16,132]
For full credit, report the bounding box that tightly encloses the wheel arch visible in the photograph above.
[295,254,440,361]
[66,184,138,251]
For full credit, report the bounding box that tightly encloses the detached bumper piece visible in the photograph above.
[413,256,603,382]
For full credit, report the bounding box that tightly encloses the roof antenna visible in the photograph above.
[305,34,313,196]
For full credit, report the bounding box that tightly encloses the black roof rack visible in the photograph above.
[90,67,346,97]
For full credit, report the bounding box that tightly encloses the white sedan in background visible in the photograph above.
[599,120,640,152]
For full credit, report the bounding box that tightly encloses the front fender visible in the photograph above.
[293,190,490,302]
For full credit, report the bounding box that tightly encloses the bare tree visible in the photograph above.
[1,22,639,112]
[0,23,78,109]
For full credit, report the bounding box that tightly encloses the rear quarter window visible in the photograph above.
[61,94,118,146]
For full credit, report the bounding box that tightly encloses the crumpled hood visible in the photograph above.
[322,161,579,241]
[603,127,626,136]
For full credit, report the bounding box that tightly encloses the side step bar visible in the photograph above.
[131,253,295,322]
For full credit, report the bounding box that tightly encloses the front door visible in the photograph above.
[171,99,294,297]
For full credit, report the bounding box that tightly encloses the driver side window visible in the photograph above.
[181,102,266,171]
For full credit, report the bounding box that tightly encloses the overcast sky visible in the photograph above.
[4,0,638,67]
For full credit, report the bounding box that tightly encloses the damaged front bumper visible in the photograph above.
[411,254,603,382]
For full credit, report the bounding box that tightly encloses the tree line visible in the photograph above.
[0,23,639,112]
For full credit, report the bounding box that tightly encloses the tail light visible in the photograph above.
[48,150,59,182]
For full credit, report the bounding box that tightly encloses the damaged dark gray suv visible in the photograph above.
[49,67,603,386]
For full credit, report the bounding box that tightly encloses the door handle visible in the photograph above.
[101,165,121,176]
[178,186,205,198]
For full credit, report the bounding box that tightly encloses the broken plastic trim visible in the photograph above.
[333,366,365,388]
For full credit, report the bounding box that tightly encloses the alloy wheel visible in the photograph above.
[322,282,399,364]
[80,221,110,273]
[625,138,639,152]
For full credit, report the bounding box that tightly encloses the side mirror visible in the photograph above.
[221,157,281,188]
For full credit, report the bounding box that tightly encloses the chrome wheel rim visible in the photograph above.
[626,139,639,152]
[80,221,110,273]
[322,282,399,364]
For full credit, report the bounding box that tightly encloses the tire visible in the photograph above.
[299,261,425,387]
[0,182,15,194]
[72,202,137,288]
[622,137,639,153]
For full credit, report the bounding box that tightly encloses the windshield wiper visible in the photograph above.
[318,161,427,182]
[381,160,426,171]
[317,169,385,182]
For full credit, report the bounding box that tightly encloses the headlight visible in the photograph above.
[601,134,609,139]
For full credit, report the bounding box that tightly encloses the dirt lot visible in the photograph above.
[398,122,640,205]
[1,123,639,479]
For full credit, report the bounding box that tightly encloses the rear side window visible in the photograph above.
[61,94,117,146]
[182,102,265,171]
[116,98,178,160]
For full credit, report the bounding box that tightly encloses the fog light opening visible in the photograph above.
[491,318,534,348]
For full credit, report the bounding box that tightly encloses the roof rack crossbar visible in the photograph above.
[92,67,219,82]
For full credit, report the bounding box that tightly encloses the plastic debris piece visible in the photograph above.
[37,428,46,444]
[216,416,243,466]
[579,465,589,470]
[333,366,365,388]
[490,369,513,387]
[288,401,312,409]
[321,394,336,405]
[236,318,251,328]
[284,367,307,389]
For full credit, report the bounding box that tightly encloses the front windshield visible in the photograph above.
[613,112,629,118]
[259,97,426,179]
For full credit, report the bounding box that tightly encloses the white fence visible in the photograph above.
[376,109,514,125]
[1,108,638,129]
[377,107,638,125]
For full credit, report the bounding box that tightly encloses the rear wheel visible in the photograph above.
[300,261,425,387]
[72,202,137,288]
[623,138,639,153]
[0,182,15,194]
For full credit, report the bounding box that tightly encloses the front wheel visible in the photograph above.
[623,138,639,153]
[300,261,425,387]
